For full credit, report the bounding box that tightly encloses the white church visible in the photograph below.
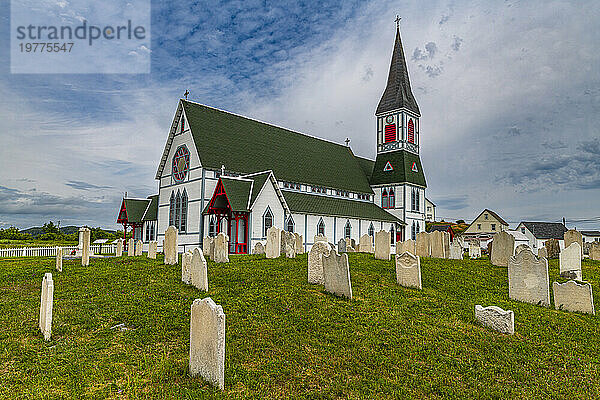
[117,25,427,254]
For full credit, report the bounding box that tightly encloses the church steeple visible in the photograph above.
[376,25,420,116]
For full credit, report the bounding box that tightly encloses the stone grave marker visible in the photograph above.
[39,272,54,341]
[590,242,600,261]
[191,248,208,291]
[266,227,281,258]
[314,234,327,243]
[415,232,430,258]
[537,247,547,259]
[116,240,123,257]
[395,251,421,289]
[337,238,347,254]
[81,227,91,266]
[135,240,143,256]
[55,248,62,272]
[469,241,481,259]
[203,236,213,257]
[396,240,414,256]
[308,241,331,285]
[430,231,445,258]
[474,305,514,335]
[374,230,391,260]
[449,241,462,260]
[189,297,225,390]
[322,250,352,299]
[553,280,595,314]
[443,232,451,259]
[294,233,304,254]
[253,242,265,255]
[514,244,531,255]
[544,238,560,259]
[285,243,296,258]
[213,232,229,263]
[148,241,157,259]
[359,234,373,253]
[559,242,582,280]
[164,226,178,265]
[490,231,515,267]
[182,250,193,284]
[127,238,135,257]
[508,249,550,306]
[564,229,583,258]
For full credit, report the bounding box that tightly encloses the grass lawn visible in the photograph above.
[1,253,600,398]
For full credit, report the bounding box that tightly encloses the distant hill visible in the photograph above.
[21,226,116,238]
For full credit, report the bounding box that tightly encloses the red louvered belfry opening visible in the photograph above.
[408,119,415,143]
[384,124,396,143]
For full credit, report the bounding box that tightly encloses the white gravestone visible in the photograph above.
[213,232,229,263]
[81,227,91,266]
[359,234,373,254]
[135,240,143,256]
[182,251,193,284]
[415,232,430,258]
[553,281,595,314]
[189,297,225,390]
[202,236,213,257]
[56,248,63,272]
[490,231,515,267]
[308,241,331,285]
[285,244,296,258]
[253,242,265,255]
[474,305,514,335]
[322,250,353,299]
[294,233,303,254]
[148,241,157,259]
[559,242,582,280]
[564,229,583,258]
[127,238,135,257]
[314,234,327,243]
[116,240,123,257]
[443,232,451,259]
[449,241,462,260]
[374,230,391,260]
[395,251,422,289]
[191,248,208,291]
[266,227,281,258]
[508,249,550,307]
[39,272,54,341]
[590,242,600,261]
[164,226,178,265]
[397,239,416,256]
[281,231,295,258]
[430,231,445,258]
[469,242,481,259]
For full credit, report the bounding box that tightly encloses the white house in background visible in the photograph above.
[507,230,530,248]
[425,198,436,222]
[515,221,567,251]
[581,231,600,243]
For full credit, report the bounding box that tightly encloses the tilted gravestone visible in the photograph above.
[322,250,352,299]
[213,232,229,263]
[545,238,560,259]
[81,227,91,266]
[314,234,327,243]
[430,231,445,258]
[55,248,63,272]
[508,249,550,306]
[395,251,421,289]
[191,248,208,291]
[374,230,391,260]
[559,242,582,280]
[266,227,281,258]
[148,241,157,259]
[253,242,265,255]
[308,241,331,284]
[469,241,481,259]
[116,240,123,257]
[397,239,416,256]
[164,226,178,265]
[359,234,373,254]
[514,244,531,255]
[182,250,193,284]
[564,229,583,259]
[553,281,595,315]
[537,247,547,259]
[449,241,462,260]
[189,297,225,390]
[490,231,515,267]
[590,242,600,261]
[337,238,347,254]
[39,272,54,341]
[294,233,304,254]
[415,232,430,258]
[127,238,135,257]
[474,305,514,335]
[135,240,143,256]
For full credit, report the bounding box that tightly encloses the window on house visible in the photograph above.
[477,224,481,230]
[484,214,488,220]
[175,191,181,230]
[286,216,295,233]
[344,220,351,238]
[521,228,525,234]
[407,119,414,144]
[317,218,325,236]
[145,222,150,243]
[169,191,175,227]
[388,189,395,209]
[390,225,395,244]
[411,188,420,212]
[491,223,496,231]
[382,189,388,209]
[411,221,417,241]
[263,208,273,237]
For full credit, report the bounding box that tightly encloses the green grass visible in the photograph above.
[1,253,600,399]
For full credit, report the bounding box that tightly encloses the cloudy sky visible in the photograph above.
[1,0,599,230]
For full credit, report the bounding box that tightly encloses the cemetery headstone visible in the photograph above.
[285,244,296,258]
[553,280,595,315]
[590,242,600,261]
[545,238,560,259]
[430,231,445,258]
[490,231,515,267]
[374,230,391,260]
[253,242,265,255]
[148,241,157,259]
[203,236,213,257]
[559,242,582,280]
[583,242,591,256]
[314,234,327,243]
[182,251,193,284]
[415,232,430,258]
[213,232,229,263]
[395,251,422,289]
[294,233,304,254]
[127,238,135,257]
[322,250,352,299]
[564,229,583,258]
[359,234,374,253]
[39,272,54,341]
[191,248,208,291]
[308,241,331,284]
[116,240,123,257]
[81,227,91,266]
[474,305,514,335]
[55,248,63,272]
[537,247,547,259]
[469,241,481,259]
[337,238,347,254]
[449,241,462,260]
[514,244,531,255]
[486,241,492,256]
[508,249,550,306]
[189,297,225,390]
[135,240,143,256]
[443,232,451,259]
[164,226,179,265]
[266,227,281,258]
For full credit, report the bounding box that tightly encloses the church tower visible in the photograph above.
[370,22,427,241]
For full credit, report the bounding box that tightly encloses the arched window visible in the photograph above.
[415,189,420,212]
[169,191,175,227]
[408,119,415,144]
[411,221,417,240]
[175,191,181,230]
[382,189,388,209]
[317,218,325,236]
[180,189,188,233]
[263,207,273,237]
[286,216,295,233]
[388,189,395,209]
[368,222,374,237]
[384,124,396,143]
[390,225,395,244]
[209,216,217,237]
[344,220,351,238]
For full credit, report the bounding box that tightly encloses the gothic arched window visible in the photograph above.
[317,218,325,236]
[368,223,374,238]
[408,119,415,144]
[390,225,395,244]
[382,189,388,209]
[175,190,181,230]
[169,191,175,227]
[209,216,217,237]
[263,207,273,237]
[344,220,351,238]
[286,216,295,233]
[180,189,188,233]
[388,189,395,209]
[411,221,417,240]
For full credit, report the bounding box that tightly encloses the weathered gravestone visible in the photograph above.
[127,238,135,257]
[474,305,514,335]
[395,251,421,289]
[449,241,462,260]
[397,239,416,256]
[486,241,492,256]
[182,251,193,284]
[430,231,445,258]
[253,242,265,255]
[294,233,303,254]
[515,244,531,255]
[490,231,515,267]
[590,242,600,261]
[213,232,229,263]
[203,236,213,258]
[116,240,123,257]
[191,248,208,291]
[545,238,560,259]
[148,241,157,259]
[415,232,430,258]
[314,234,327,243]
[469,241,481,259]
[164,226,178,265]
[281,231,296,258]
[559,242,582,280]
[135,240,143,256]
[374,230,391,260]
[337,238,347,254]
[345,241,355,252]
[55,248,63,272]
[322,250,352,299]
[81,227,91,266]
[285,244,295,258]
[564,229,583,258]
[443,232,451,259]
[537,247,547,259]
[508,249,550,306]
[553,281,595,315]
[359,234,373,253]
[583,242,591,256]
[189,297,225,390]
[266,227,281,258]
[308,241,331,285]
[39,273,54,341]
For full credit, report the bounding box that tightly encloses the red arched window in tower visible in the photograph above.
[408,119,415,144]
[388,189,395,209]
[382,189,389,209]
[384,124,396,143]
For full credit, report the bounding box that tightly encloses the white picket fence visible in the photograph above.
[0,244,118,258]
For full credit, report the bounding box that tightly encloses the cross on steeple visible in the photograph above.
[184,90,189,100]
[345,138,351,147]
[395,15,401,29]
[221,164,225,176]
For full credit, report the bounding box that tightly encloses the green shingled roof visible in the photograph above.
[370,150,426,187]
[220,177,252,212]
[121,199,150,224]
[356,156,375,180]
[283,191,404,224]
[181,100,373,194]
[142,195,158,221]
